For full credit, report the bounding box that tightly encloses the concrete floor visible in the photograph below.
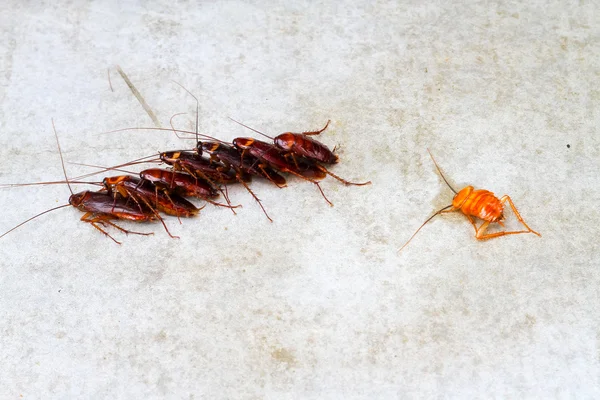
[0,1,598,398]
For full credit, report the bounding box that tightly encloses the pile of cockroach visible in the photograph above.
[0,117,371,244]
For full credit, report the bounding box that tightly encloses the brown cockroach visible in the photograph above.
[232,137,333,204]
[0,121,157,244]
[139,168,221,201]
[398,150,541,252]
[75,160,239,212]
[102,175,200,218]
[159,149,243,213]
[198,140,289,222]
[229,118,339,164]
[199,141,287,187]
[229,119,371,188]
[159,150,239,185]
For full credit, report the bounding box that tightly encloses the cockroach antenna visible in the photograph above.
[171,80,200,144]
[397,204,453,253]
[228,117,274,140]
[52,118,73,195]
[427,148,457,194]
[0,120,74,240]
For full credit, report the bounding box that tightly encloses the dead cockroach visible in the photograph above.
[159,150,239,186]
[102,174,201,227]
[398,150,541,252]
[231,137,334,204]
[199,141,287,188]
[199,140,291,222]
[229,119,371,188]
[140,168,219,199]
[0,121,157,244]
[229,118,339,164]
[159,150,241,212]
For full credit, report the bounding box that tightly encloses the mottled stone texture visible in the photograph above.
[0,0,598,398]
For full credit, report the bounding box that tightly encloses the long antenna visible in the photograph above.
[398,204,453,252]
[1,120,75,240]
[52,119,73,195]
[171,80,199,144]
[68,153,162,180]
[0,204,72,239]
[97,126,229,145]
[169,112,189,140]
[427,149,457,194]
[228,117,274,140]
[68,162,138,175]
[0,181,103,189]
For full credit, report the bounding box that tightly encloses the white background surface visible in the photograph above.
[0,1,599,398]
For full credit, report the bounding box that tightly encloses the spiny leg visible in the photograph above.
[101,219,154,237]
[258,164,287,188]
[80,212,121,244]
[500,195,541,236]
[316,165,371,186]
[465,215,479,236]
[236,172,273,222]
[314,181,333,206]
[285,169,333,206]
[184,164,236,215]
[85,212,153,237]
[204,197,241,209]
[137,195,180,239]
[221,183,237,215]
[157,186,182,224]
[470,217,537,241]
[301,120,330,136]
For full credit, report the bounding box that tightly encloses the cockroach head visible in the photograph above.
[274,133,294,150]
[68,191,88,207]
[160,151,179,164]
[195,142,203,155]
[200,141,220,153]
[232,138,253,149]
[452,186,473,209]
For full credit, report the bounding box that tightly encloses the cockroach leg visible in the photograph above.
[471,195,541,240]
[82,212,152,245]
[136,195,180,239]
[314,181,333,207]
[258,164,287,188]
[237,175,273,222]
[283,168,334,206]
[501,195,541,236]
[315,165,371,186]
[302,120,330,136]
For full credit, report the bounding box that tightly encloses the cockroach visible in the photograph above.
[159,150,241,212]
[75,161,238,211]
[398,150,541,252]
[159,150,239,186]
[232,137,337,205]
[199,141,287,187]
[102,174,200,218]
[198,140,287,222]
[7,167,193,239]
[0,121,157,244]
[229,119,371,187]
[229,118,338,164]
[139,168,225,204]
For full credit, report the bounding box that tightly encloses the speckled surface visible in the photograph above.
[0,1,599,398]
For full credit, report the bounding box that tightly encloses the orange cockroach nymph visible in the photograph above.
[398,150,541,252]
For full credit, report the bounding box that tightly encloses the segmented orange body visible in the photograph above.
[452,186,504,222]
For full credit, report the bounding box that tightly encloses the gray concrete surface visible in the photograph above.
[0,1,598,398]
